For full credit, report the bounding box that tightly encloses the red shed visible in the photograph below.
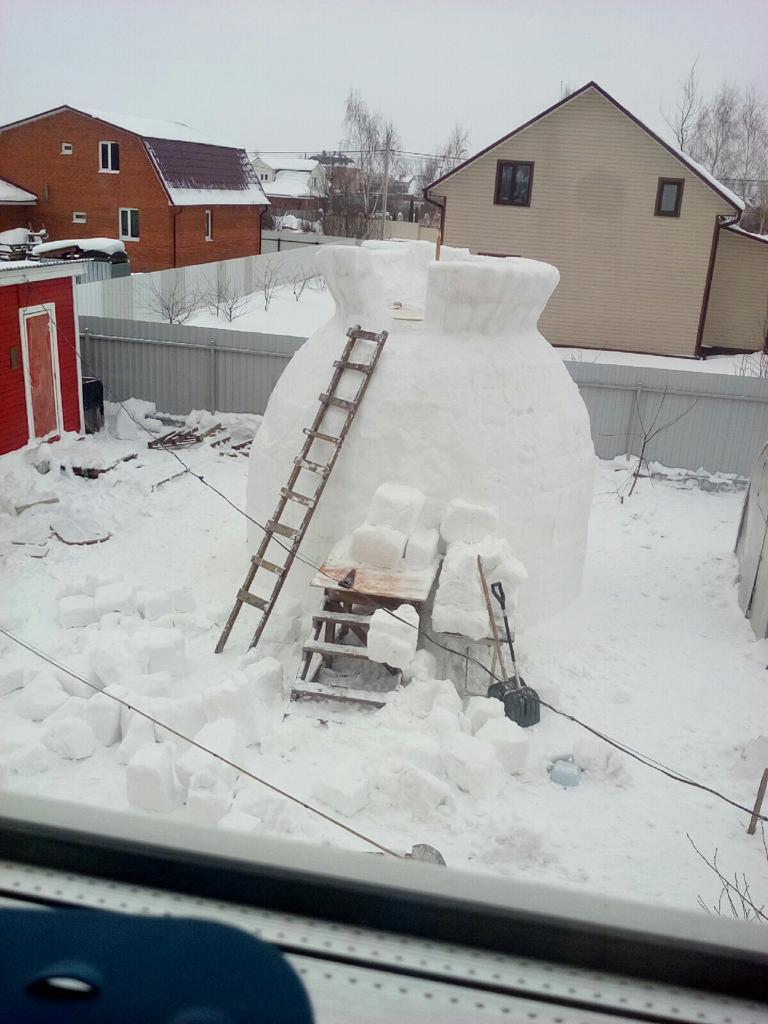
[0,260,85,456]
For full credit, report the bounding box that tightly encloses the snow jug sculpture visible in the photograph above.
[245,242,595,628]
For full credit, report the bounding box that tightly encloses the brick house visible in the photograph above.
[426,82,768,358]
[251,155,327,217]
[0,107,268,272]
[0,176,37,231]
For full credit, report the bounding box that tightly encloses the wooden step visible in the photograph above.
[294,456,329,476]
[280,487,316,509]
[267,519,299,539]
[303,428,341,444]
[251,556,283,574]
[348,328,381,342]
[290,682,390,710]
[319,393,357,412]
[312,610,373,627]
[238,590,270,611]
[333,360,372,374]
[302,639,370,660]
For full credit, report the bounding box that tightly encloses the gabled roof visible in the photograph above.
[0,176,36,204]
[255,155,320,173]
[426,82,744,213]
[263,169,319,199]
[0,105,268,208]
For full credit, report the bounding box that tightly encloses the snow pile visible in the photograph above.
[33,238,126,257]
[246,242,595,629]
[366,604,419,670]
[104,398,164,441]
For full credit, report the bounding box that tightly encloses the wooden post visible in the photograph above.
[747,767,768,835]
[477,556,507,679]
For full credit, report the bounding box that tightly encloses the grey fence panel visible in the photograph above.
[78,315,768,475]
[567,361,768,476]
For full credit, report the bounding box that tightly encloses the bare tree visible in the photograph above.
[145,277,201,325]
[688,832,767,924]
[205,275,247,323]
[342,90,402,223]
[418,124,470,189]
[626,387,700,497]
[663,59,702,151]
[559,80,574,100]
[289,266,313,302]
[255,255,281,311]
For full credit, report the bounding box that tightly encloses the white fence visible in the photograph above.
[75,248,320,321]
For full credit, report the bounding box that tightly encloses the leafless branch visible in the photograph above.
[145,278,201,325]
[687,832,767,923]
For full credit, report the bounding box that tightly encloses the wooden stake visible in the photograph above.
[477,556,507,679]
[747,767,768,835]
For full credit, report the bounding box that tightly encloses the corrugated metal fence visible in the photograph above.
[79,314,768,475]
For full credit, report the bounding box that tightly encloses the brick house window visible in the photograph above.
[60,142,73,155]
[119,208,139,240]
[100,141,120,173]
[494,160,534,206]
[205,209,213,241]
[72,212,87,224]
[655,177,684,217]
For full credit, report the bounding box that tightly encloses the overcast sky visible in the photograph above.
[2,0,767,159]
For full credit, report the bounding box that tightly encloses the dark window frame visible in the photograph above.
[99,141,120,173]
[655,177,684,218]
[494,160,534,207]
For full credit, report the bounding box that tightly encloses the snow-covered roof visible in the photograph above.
[256,155,319,173]
[165,186,268,206]
[33,237,127,256]
[78,106,240,148]
[263,169,318,199]
[427,81,745,213]
[0,177,36,204]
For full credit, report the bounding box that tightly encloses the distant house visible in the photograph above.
[251,155,327,217]
[0,106,268,272]
[425,82,768,358]
[0,176,37,231]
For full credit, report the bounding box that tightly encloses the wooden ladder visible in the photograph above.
[215,324,389,654]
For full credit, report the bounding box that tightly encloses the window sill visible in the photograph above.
[99,169,120,175]
[119,237,140,243]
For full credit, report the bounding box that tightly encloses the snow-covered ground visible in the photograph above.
[1,426,764,916]
[188,278,760,376]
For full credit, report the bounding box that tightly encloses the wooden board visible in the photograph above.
[310,561,440,605]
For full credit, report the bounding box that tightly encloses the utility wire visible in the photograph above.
[0,625,401,858]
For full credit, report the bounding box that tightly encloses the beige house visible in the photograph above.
[426,82,768,358]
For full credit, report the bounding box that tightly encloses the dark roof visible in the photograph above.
[145,138,259,192]
[425,81,743,214]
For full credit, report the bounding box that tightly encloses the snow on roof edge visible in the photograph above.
[0,177,37,203]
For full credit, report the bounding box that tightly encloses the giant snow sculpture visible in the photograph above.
[246,242,595,627]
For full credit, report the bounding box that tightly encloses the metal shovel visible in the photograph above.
[487,581,541,728]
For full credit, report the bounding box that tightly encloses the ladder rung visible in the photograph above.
[302,639,370,659]
[251,556,283,574]
[281,487,316,509]
[238,590,270,611]
[303,428,341,444]
[294,456,329,476]
[312,610,373,626]
[347,327,381,341]
[267,519,299,539]
[319,393,357,411]
[333,360,372,374]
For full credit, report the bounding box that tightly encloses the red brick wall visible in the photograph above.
[173,204,262,268]
[0,205,37,230]
[0,110,263,271]
[0,274,81,456]
[0,110,172,271]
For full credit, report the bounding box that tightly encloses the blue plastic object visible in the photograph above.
[0,908,313,1023]
[549,759,581,788]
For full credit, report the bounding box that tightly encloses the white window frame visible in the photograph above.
[119,207,140,241]
[99,141,119,173]
[60,142,73,155]
[72,212,87,224]
[204,209,213,241]
[18,303,64,442]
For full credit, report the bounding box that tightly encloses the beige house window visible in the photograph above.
[655,178,684,217]
[494,160,534,207]
[205,209,213,241]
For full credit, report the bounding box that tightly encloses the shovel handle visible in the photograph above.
[490,581,506,610]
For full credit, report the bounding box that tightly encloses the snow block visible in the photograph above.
[94,581,137,617]
[138,590,174,621]
[218,809,259,833]
[116,713,157,765]
[151,696,206,749]
[15,674,68,721]
[138,629,187,676]
[550,759,581,788]
[186,771,233,825]
[313,773,369,817]
[440,500,499,544]
[52,654,97,699]
[126,742,178,813]
[372,760,453,821]
[58,595,98,629]
[83,692,122,746]
[476,717,529,774]
[366,604,419,670]
[465,696,505,735]
[175,719,243,790]
[403,648,438,682]
[87,640,142,688]
[0,657,28,696]
[367,483,425,535]
[404,527,439,569]
[441,733,502,798]
[349,524,406,569]
[396,732,444,776]
[243,657,285,702]
[42,717,97,760]
[170,588,197,613]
